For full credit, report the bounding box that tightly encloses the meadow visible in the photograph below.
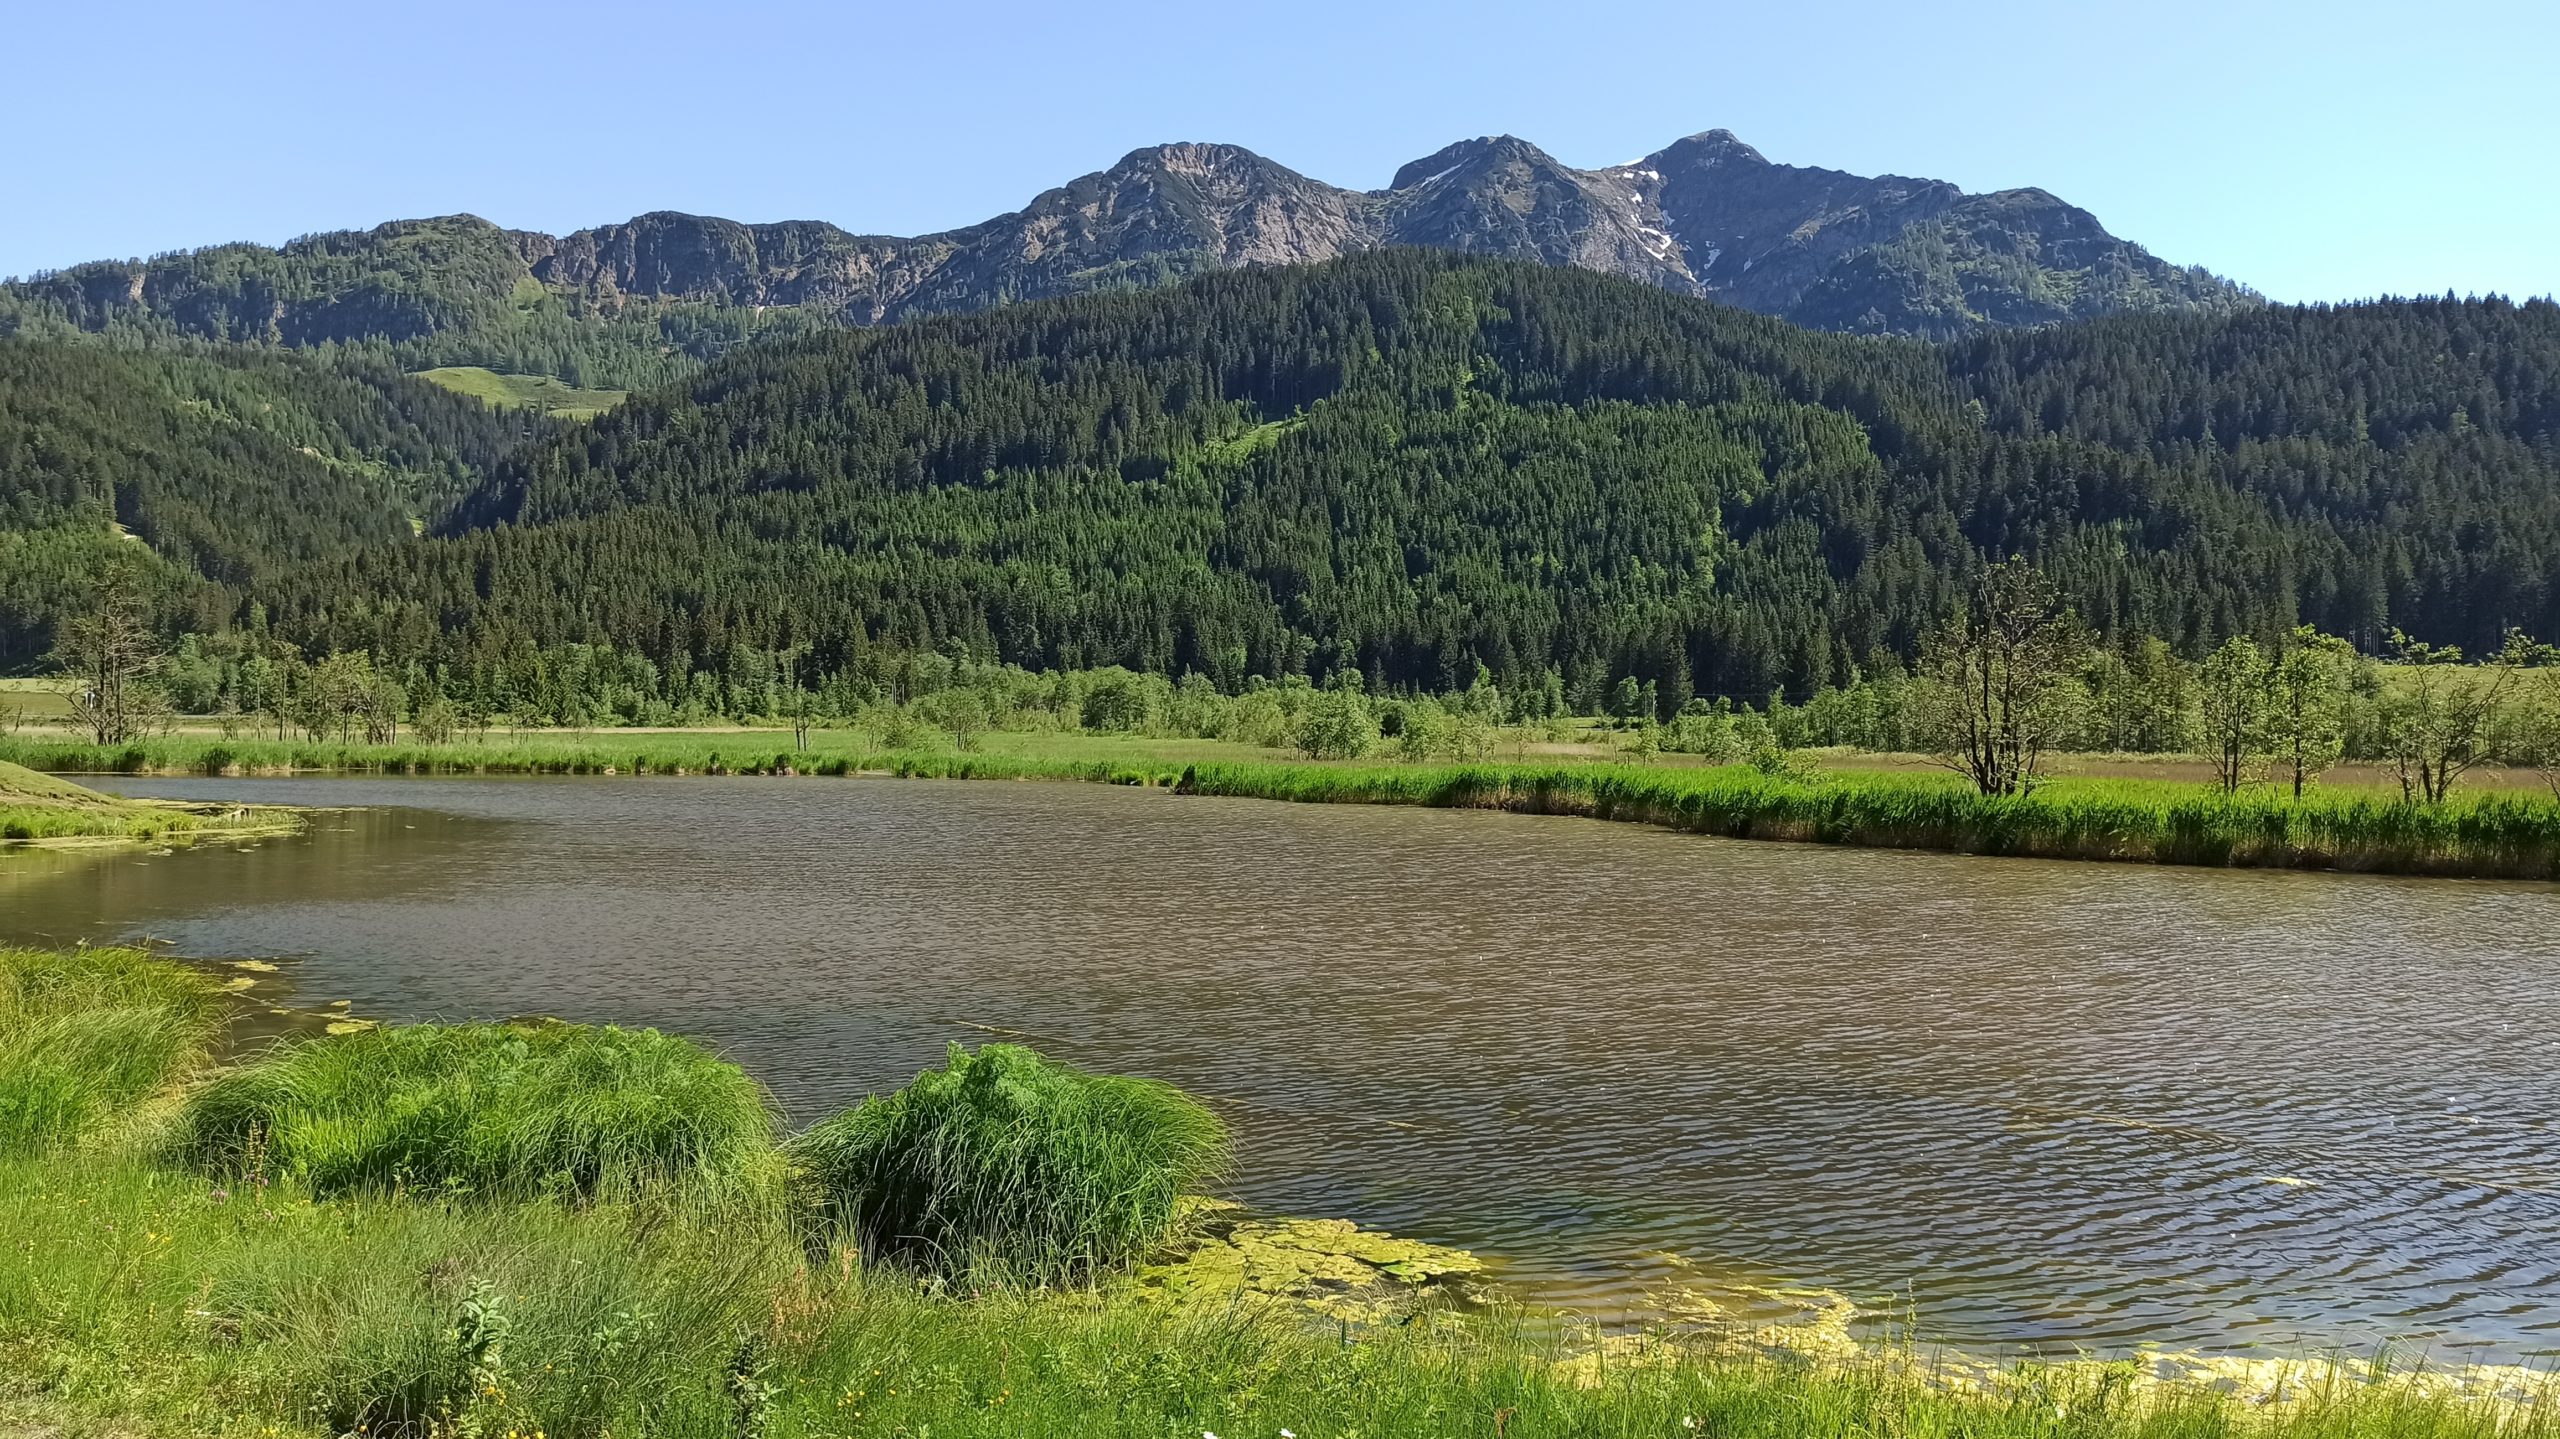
[6,943,2554,1439]
[411,365,629,419]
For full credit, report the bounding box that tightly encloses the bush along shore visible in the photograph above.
[10,730,2560,880]
[9,944,2559,1439]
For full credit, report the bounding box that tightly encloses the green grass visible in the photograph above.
[0,946,224,1156]
[15,728,2557,880]
[412,365,627,420]
[3,948,2554,1438]
[7,1154,2554,1439]
[792,1042,1231,1285]
[171,1021,786,1205]
[0,758,291,842]
[1171,759,2560,878]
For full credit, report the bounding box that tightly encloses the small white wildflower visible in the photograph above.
[1282,1431,1297,1438]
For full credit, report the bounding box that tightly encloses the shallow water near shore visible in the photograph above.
[7,773,2559,1363]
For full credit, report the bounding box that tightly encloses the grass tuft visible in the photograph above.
[170,1020,784,1205]
[792,1042,1231,1284]
[0,945,224,1156]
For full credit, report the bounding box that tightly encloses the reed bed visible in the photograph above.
[1173,760,2560,879]
[792,1041,1231,1284]
[171,1020,786,1205]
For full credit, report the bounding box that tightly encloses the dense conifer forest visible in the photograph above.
[4,252,2556,710]
[0,342,539,666]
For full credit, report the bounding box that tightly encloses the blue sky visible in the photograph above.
[6,0,2552,304]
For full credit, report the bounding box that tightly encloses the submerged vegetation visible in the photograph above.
[3,945,2555,1437]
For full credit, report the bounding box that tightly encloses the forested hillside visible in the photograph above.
[0,342,539,666]
[189,253,2557,706]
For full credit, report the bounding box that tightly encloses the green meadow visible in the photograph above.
[412,365,629,420]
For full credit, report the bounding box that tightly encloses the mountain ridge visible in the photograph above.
[0,130,2253,387]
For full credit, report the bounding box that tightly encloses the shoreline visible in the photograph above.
[13,731,2560,882]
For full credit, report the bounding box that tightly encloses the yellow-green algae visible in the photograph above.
[1567,1254,2558,1412]
[1124,1198,1486,1320]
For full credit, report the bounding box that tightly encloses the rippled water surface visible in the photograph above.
[8,775,2559,1359]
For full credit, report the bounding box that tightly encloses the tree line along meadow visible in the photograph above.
[27,553,2560,809]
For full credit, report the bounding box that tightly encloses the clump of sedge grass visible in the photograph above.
[790,1042,1230,1285]
[171,1020,784,1205]
[0,945,225,1156]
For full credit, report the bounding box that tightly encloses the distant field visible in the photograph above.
[0,678,68,721]
[5,701,2545,794]
[412,366,627,419]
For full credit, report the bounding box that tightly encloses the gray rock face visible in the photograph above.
[3,129,2250,347]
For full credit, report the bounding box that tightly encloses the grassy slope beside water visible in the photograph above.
[0,759,299,844]
[5,944,2552,1439]
[9,730,2560,880]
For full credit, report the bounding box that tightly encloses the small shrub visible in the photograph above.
[171,1020,783,1204]
[791,1043,1229,1284]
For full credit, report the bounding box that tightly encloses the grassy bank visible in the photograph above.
[0,759,299,844]
[12,730,2560,880]
[6,946,2551,1438]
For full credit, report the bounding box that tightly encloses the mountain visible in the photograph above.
[185,253,2550,707]
[0,131,2251,389]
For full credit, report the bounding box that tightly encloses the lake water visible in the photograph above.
[7,775,2559,1361]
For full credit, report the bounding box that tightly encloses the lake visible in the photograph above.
[7,774,2557,1361]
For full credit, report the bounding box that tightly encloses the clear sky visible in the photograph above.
[6,0,2552,305]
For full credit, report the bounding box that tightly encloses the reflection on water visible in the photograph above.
[7,774,2559,1360]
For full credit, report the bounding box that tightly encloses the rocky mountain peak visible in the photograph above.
[1652,128,1771,169]
[1388,135,1566,191]
[4,127,2254,350]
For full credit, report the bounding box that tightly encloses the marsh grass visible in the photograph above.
[0,945,223,1156]
[1173,760,2560,879]
[791,1042,1232,1285]
[14,732,2560,878]
[0,758,293,842]
[170,1020,785,1206]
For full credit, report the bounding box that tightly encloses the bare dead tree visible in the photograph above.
[1913,559,2090,796]
[51,562,171,745]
